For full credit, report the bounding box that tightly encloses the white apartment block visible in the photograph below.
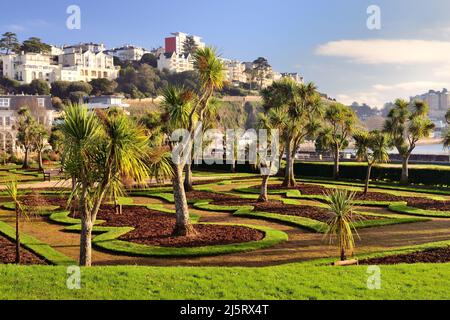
[106,45,150,62]
[280,72,304,84]
[157,52,193,73]
[59,47,119,82]
[221,59,247,84]
[1,43,119,85]
[411,89,450,112]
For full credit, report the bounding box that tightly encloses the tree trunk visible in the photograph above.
[333,147,340,179]
[172,164,196,237]
[184,163,194,192]
[22,148,29,169]
[340,247,346,261]
[258,175,270,202]
[79,217,93,267]
[364,164,373,195]
[282,140,296,187]
[401,155,410,184]
[15,208,20,264]
[38,150,43,172]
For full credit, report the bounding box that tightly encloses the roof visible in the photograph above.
[0,95,55,111]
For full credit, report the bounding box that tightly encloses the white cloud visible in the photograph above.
[316,39,450,65]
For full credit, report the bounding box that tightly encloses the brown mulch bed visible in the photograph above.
[406,199,450,211]
[267,184,450,209]
[73,205,264,248]
[185,191,381,223]
[21,193,68,209]
[360,247,450,265]
[0,234,47,265]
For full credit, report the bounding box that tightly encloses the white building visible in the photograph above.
[411,89,450,112]
[280,72,304,84]
[1,53,60,84]
[86,95,129,111]
[157,52,193,73]
[59,47,119,82]
[106,45,150,62]
[221,59,247,84]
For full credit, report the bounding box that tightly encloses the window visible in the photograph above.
[5,117,11,126]
[37,98,45,107]
[0,98,10,108]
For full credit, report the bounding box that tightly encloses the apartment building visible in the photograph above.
[106,45,150,62]
[1,42,119,84]
[164,32,205,54]
[157,52,193,73]
[59,47,119,82]
[1,53,60,83]
[410,89,450,112]
[280,72,304,84]
[0,95,56,151]
[221,59,247,84]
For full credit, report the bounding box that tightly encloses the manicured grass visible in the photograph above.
[0,221,76,266]
[389,203,450,218]
[1,262,450,300]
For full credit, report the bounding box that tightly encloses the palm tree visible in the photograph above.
[5,180,25,264]
[324,189,358,261]
[256,109,285,202]
[262,79,322,187]
[16,108,37,169]
[354,130,391,194]
[33,123,49,172]
[183,47,225,192]
[384,99,435,184]
[62,105,150,266]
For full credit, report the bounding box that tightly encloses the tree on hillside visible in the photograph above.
[20,37,51,54]
[253,57,271,90]
[0,32,20,54]
[183,36,199,55]
[384,99,435,184]
[353,130,391,194]
[262,79,322,187]
[140,53,158,68]
[0,77,20,94]
[317,103,358,179]
[50,81,71,99]
[16,108,37,169]
[62,105,150,266]
[26,79,51,95]
[89,78,118,96]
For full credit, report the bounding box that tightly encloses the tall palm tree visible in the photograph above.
[256,109,285,202]
[324,189,358,261]
[5,180,25,264]
[443,109,450,150]
[183,47,225,192]
[62,105,150,266]
[354,130,391,194]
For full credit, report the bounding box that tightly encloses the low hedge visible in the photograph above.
[294,162,450,187]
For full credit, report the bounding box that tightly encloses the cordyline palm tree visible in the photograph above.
[324,189,359,261]
[384,99,435,184]
[318,103,358,179]
[163,47,224,237]
[183,47,225,192]
[262,79,322,187]
[256,109,285,202]
[62,104,150,266]
[5,180,26,264]
[354,130,391,194]
[33,123,49,172]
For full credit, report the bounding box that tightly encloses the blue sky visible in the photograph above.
[3,0,450,108]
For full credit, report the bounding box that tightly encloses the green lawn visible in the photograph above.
[1,262,450,300]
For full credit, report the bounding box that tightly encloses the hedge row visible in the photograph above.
[294,163,450,187]
[192,161,450,187]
